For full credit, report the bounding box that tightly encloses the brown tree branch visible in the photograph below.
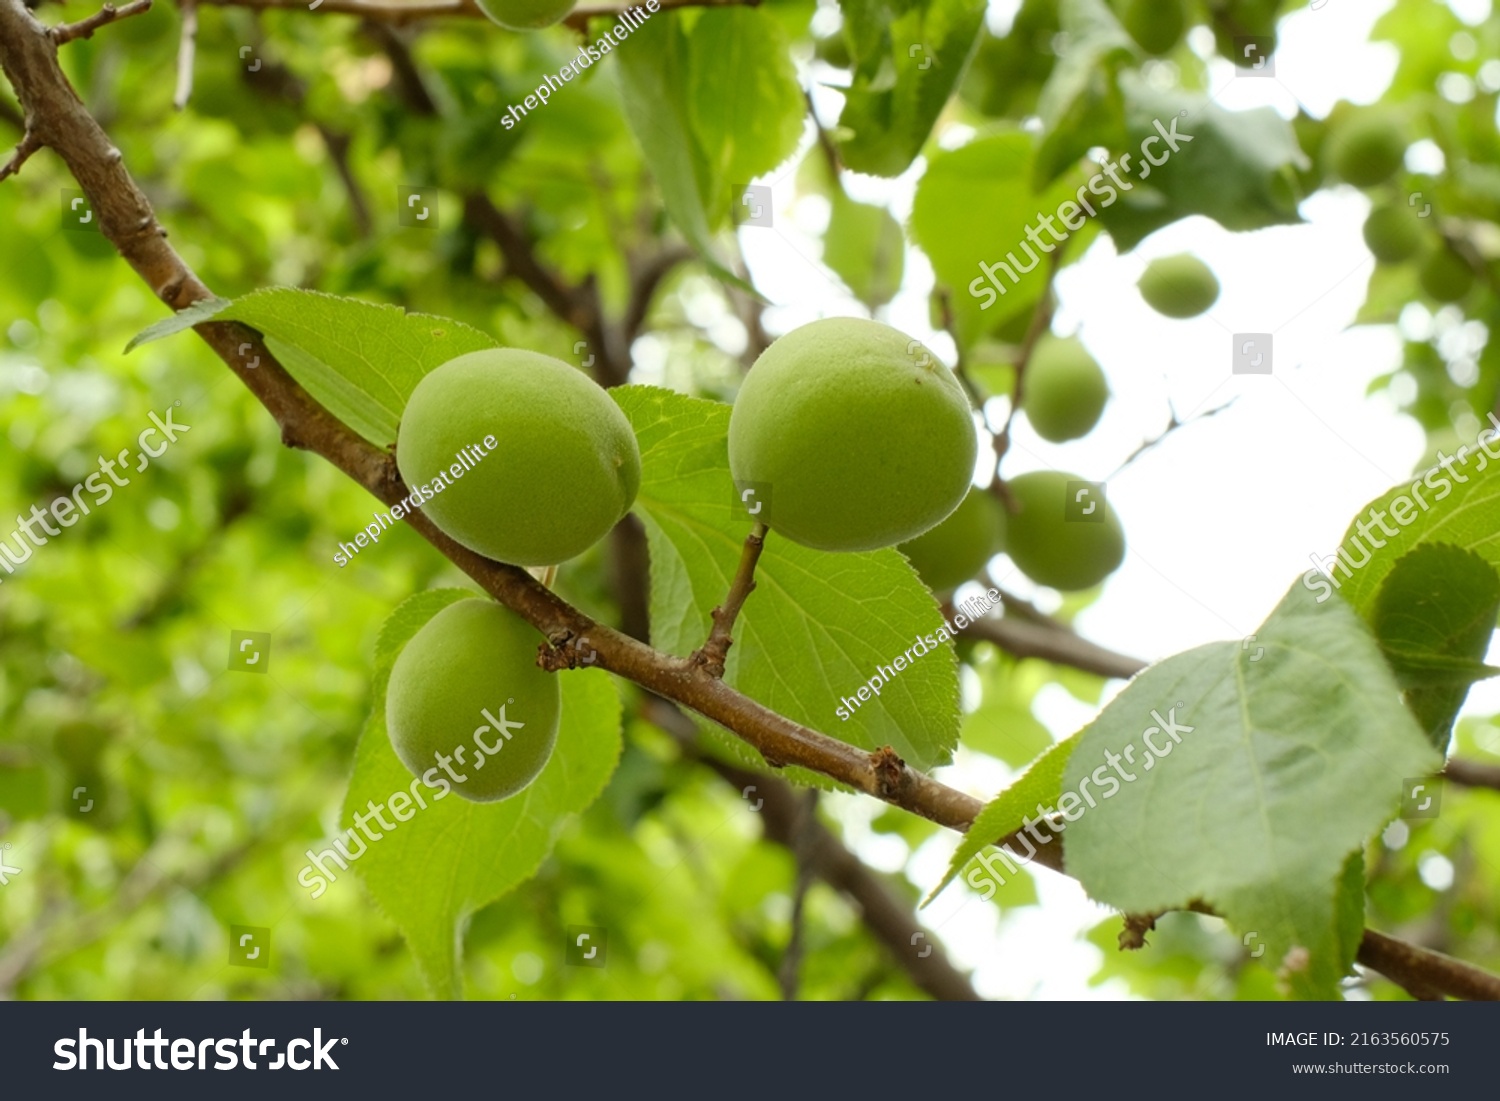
[955,606,1148,681]
[190,0,754,27]
[3,0,1497,1002]
[50,0,152,44]
[1443,756,1500,792]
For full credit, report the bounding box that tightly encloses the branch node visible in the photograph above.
[1119,912,1157,951]
[869,745,906,799]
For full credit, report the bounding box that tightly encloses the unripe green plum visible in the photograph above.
[475,0,574,30]
[898,488,1006,593]
[1119,0,1186,55]
[1004,471,1125,592]
[1138,254,1220,319]
[386,599,561,803]
[396,348,640,567]
[1021,335,1109,443]
[728,318,978,552]
[1362,204,1424,264]
[1418,246,1474,303]
[1328,112,1408,188]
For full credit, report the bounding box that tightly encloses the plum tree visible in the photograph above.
[396,348,641,567]
[728,317,977,552]
[1363,204,1425,264]
[1004,471,1125,592]
[1021,335,1109,443]
[898,487,1006,593]
[386,599,561,803]
[475,0,575,30]
[1329,111,1408,188]
[1418,245,1474,303]
[1119,0,1186,56]
[1138,254,1220,319]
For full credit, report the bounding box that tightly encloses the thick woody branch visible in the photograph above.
[2,0,1496,1002]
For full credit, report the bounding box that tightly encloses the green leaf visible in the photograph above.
[911,130,1100,346]
[124,295,232,351]
[1099,73,1307,250]
[1061,582,1440,998]
[688,9,806,205]
[1328,448,1500,615]
[127,289,499,445]
[1032,0,1133,187]
[1371,544,1500,749]
[614,385,961,774]
[924,734,1077,906]
[822,191,907,308]
[345,589,623,998]
[616,16,747,289]
[835,0,987,177]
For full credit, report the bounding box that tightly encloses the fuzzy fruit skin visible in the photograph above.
[475,0,574,29]
[728,318,978,552]
[1021,335,1109,443]
[1004,471,1125,592]
[397,348,640,567]
[386,599,561,803]
[1329,113,1407,188]
[899,488,1006,593]
[1363,204,1424,264]
[1418,246,1474,304]
[1119,0,1185,55]
[1138,254,1220,319]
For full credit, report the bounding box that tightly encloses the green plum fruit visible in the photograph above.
[1362,204,1424,264]
[1418,246,1474,303]
[475,0,575,30]
[1138,254,1220,319]
[396,348,640,567]
[1328,112,1408,188]
[386,599,561,803]
[1120,0,1186,55]
[1021,335,1109,443]
[898,487,1006,592]
[728,317,978,552]
[1004,470,1125,592]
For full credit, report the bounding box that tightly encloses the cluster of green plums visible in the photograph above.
[384,317,1129,803]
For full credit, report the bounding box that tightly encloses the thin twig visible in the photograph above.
[0,127,39,181]
[172,0,197,110]
[690,521,767,677]
[50,0,153,44]
[1104,396,1238,483]
[777,790,819,1000]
